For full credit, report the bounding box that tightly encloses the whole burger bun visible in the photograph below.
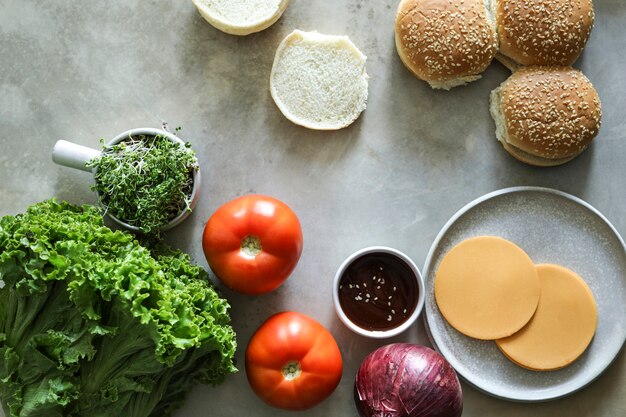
[395,0,498,90]
[490,66,602,167]
[496,0,595,68]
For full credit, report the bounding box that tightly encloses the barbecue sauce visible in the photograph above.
[338,252,418,331]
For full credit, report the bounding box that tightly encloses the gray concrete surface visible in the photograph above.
[1,1,625,416]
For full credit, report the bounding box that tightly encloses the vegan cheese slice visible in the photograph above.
[496,264,597,371]
[435,236,541,340]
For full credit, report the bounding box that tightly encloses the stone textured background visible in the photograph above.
[0,1,624,416]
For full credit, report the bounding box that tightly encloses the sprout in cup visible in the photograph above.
[87,131,199,235]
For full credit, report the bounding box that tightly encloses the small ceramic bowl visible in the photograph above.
[52,127,201,232]
[332,246,425,339]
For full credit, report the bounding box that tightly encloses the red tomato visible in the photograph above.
[245,312,343,410]
[202,195,303,295]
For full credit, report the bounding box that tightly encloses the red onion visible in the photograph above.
[354,343,463,417]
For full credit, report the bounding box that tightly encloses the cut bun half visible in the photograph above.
[192,0,290,36]
[490,66,602,167]
[270,30,369,130]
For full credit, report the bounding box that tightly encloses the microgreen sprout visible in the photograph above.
[87,132,198,235]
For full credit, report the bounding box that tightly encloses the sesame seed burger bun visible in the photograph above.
[489,66,602,167]
[496,0,595,68]
[394,0,498,90]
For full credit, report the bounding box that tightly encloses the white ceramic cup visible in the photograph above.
[333,246,425,338]
[52,127,201,232]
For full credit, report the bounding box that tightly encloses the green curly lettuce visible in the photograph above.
[0,200,236,417]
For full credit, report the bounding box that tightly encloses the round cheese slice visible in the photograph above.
[435,236,540,340]
[496,264,598,371]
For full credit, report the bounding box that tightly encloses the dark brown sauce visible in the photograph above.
[338,252,418,331]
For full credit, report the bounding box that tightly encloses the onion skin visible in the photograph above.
[354,343,463,417]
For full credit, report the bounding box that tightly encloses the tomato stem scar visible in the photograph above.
[241,235,262,257]
[281,361,302,381]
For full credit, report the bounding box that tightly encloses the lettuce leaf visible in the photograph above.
[0,200,236,417]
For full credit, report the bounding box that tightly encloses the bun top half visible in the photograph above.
[395,0,498,89]
[496,0,595,66]
[494,66,601,164]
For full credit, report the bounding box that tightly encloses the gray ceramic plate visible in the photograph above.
[422,187,626,402]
